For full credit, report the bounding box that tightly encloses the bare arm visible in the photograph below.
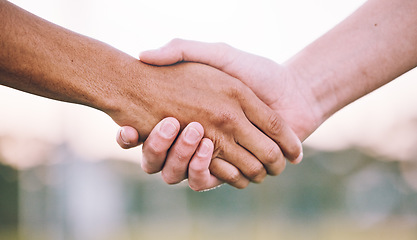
[137,0,417,141]
[0,0,128,111]
[286,0,417,128]
[126,0,417,188]
[0,0,302,188]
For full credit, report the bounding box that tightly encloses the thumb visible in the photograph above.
[139,44,184,66]
[139,39,237,69]
[116,126,141,149]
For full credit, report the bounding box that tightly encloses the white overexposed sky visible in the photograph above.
[2,0,417,166]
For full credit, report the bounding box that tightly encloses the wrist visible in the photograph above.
[99,58,166,141]
[91,53,142,113]
[96,56,152,122]
[283,55,338,137]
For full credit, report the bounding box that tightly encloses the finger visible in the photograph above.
[240,91,303,164]
[230,97,288,175]
[140,39,299,169]
[139,39,236,68]
[219,142,268,183]
[141,117,180,174]
[188,138,223,192]
[116,126,140,149]
[234,122,287,176]
[161,122,204,185]
[209,158,250,189]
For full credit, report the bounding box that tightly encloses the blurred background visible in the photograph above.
[1,0,417,239]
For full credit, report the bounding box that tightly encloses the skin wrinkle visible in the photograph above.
[123,0,417,190]
[0,0,304,189]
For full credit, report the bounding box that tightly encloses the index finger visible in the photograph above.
[240,88,303,164]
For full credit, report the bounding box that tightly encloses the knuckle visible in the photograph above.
[267,158,286,176]
[271,160,286,176]
[235,181,249,189]
[263,144,281,165]
[226,85,244,100]
[252,174,266,184]
[144,141,165,157]
[215,42,238,67]
[140,161,158,174]
[223,170,242,185]
[268,114,284,136]
[212,111,239,128]
[245,163,266,180]
[161,170,182,185]
[212,138,224,156]
[168,38,184,48]
[173,149,192,164]
[189,162,206,175]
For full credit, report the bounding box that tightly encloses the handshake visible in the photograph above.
[114,39,310,191]
[2,0,416,191]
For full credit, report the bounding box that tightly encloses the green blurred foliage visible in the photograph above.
[1,146,416,240]
[0,163,18,226]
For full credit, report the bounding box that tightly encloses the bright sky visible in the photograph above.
[2,0,417,167]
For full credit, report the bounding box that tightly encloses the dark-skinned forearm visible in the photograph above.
[0,0,143,113]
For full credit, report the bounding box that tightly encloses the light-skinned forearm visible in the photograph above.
[285,0,417,125]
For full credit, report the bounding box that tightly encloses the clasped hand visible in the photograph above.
[116,39,309,191]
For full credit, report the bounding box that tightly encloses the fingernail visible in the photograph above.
[120,128,130,145]
[184,127,201,143]
[197,142,211,157]
[159,119,178,138]
[292,152,303,165]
